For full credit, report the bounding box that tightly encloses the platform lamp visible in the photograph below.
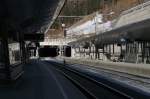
[61,23,66,38]
[61,23,66,56]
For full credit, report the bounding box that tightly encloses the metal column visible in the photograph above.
[2,38,11,79]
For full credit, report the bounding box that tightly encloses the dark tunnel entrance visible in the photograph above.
[39,46,59,57]
[38,45,72,58]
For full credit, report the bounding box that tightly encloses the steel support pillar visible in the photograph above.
[84,48,85,57]
[113,44,115,54]
[79,47,81,57]
[109,44,111,55]
[102,44,105,61]
[2,38,11,79]
[89,46,91,59]
[142,42,145,63]
[19,32,26,64]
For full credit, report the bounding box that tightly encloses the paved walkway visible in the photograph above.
[0,60,87,99]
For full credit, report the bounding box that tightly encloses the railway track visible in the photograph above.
[70,63,150,85]
[45,60,147,99]
[51,58,150,85]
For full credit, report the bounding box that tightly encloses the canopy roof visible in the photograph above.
[0,0,65,38]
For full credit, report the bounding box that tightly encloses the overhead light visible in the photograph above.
[109,12,115,15]
[61,23,66,28]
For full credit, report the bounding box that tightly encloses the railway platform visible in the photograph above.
[0,60,87,99]
[56,57,150,93]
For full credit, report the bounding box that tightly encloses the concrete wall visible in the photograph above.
[115,1,150,28]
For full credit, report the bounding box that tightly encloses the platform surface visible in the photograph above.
[0,60,87,99]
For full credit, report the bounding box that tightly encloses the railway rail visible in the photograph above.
[70,63,150,85]
[45,60,150,99]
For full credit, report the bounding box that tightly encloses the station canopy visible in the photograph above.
[0,0,65,41]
